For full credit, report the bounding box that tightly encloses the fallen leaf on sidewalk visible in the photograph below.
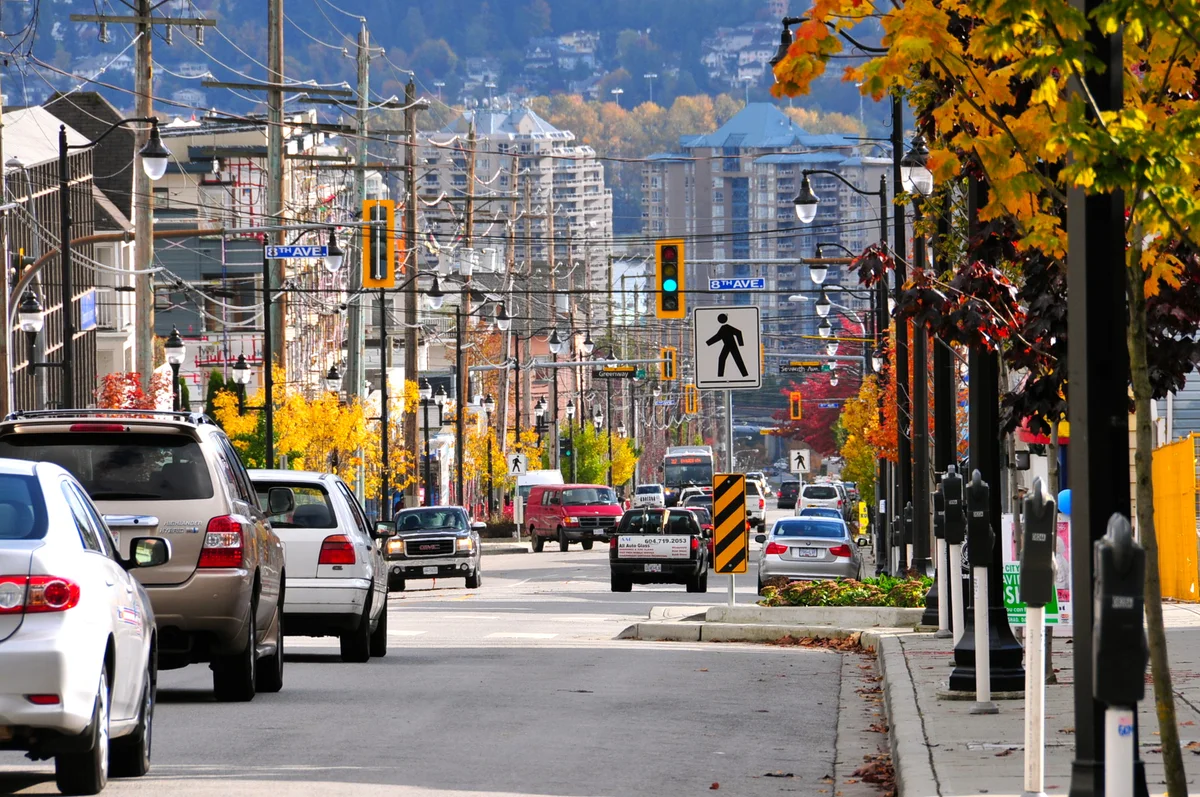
[697,668,709,672]
[763,772,794,778]
[867,723,889,734]
[995,748,1016,757]
[709,783,719,790]
[844,778,859,784]
[820,775,835,782]
[1059,727,1075,734]
[1182,721,1195,726]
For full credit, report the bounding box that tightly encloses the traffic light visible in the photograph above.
[559,436,572,461]
[789,391,802,421]
[660,346,677,381]
[362,199,396,288]
[684,383,699,414]
[10,248,33,283]
[655,238,685,319]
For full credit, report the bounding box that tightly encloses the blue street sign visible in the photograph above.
[654,400,676,406]
[79,289,97,332]
[817,402,839,409]
[265,245,328,259]
[708,278,765,291]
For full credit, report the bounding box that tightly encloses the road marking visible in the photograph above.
[485,632,558,639]
[387,630,426,637]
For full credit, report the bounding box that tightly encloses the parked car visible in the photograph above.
[0,410,288,702]
[632,483,666,509]
[777,479,801,510]
[249,470,390,662]
[609,508,710,592]
[844,481,860,505]
[381,506,483,590]
[680,505,715,558]
[0,459,171,794]
[831,482,853,520]
[745,478,767,530]
[799,482,844,516]
[526,484,623,551]
[755,516,863,591]
[798,506,843,520]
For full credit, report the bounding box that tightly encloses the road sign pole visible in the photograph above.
[726,388,735,606]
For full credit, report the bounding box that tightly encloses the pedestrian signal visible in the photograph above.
[655,239,685,319]
[660,347,677,381]
[789,391,802,421]
[362,199,396,288]
[684,384,699,414]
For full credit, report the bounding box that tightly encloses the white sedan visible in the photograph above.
[0,458,170,795]
[250,470,389,663]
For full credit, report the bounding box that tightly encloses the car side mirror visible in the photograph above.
[372,521,396,540]
[267,486,295,516]
[127,536,171,568]
[471,521,487,531]
[755,534,767,544]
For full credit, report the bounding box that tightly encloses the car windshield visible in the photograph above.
[799,507,842,519]
[635,485,661,495]
[0,432,214,501]
[562,487,617,505]
[745,481,762,495]
[803,485,838,499]
[664,463,712,487]
[683,496,712,508]
[780,482,799,494]
[254,483,335,529]
[773,519,846,539]
[618,509,695,535]
[396,509,466,532]
[0,473,48,541]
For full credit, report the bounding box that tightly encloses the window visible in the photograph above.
[0,474,47,541]
[62,482,105,553]
[772,519,846,539]
[803,485,839,500]
[713,205,725,218]
[0,434,214,501]
[712,220,725,233]
[713,191,724,203]
[218,437,257,505]
[561,487,617,506]
[335,480,371,534]
[394,508,467,531]
[712,177,724,189]
[256,482,336,529]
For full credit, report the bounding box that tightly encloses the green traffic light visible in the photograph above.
[663,278,678,292]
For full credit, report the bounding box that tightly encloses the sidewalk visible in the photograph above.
[883,603,1200,796]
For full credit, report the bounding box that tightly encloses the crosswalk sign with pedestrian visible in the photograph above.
[692,306,762,390]
[508,454,528,476]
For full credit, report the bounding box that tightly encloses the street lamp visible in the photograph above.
[426,277,445,310]
[652,384,661,397]
[17,289,43,337]
[434,385,449,407]
[495,303,512,332]
[483,393,497,517]
[872,349,885,373]
[232,353,251,413]
[324,364,341,393]
[610,87,624,106]
[165,326,186,411]
[593,410,603,433]
[810,261,828,285]
[826,342,839,357]
[815,290,831,318]
[818,319,833,338]
[534,397,547,445]
[324,228,344,273]
[548,330,564,355]
[581,332,595,356]
[830,374,839,387]
[419,379,433,401]
[792,175,819,223]
[900,135,934,195]
[617,424,627,437]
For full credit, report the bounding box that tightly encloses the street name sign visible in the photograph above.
[779,360,825,374]
[712,473,748,574]
[708,278,765,291]
[265,245,328,259]
[692,306,762,390]
[818,402,839,409]
[592,366,637,379]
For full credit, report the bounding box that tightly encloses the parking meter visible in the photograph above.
[965,469,993,568]
[943,466,966,545]
[904,502,914,549]
[1020,477,1057,608]
[933,485,945,539]
[1093,514,1148,709]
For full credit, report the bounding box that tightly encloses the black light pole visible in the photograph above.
[58,118,168,409]
[419,380,433,507]
[165,326,185,411]
[483,393,497,517]
[606,379,614,488]
[232,353,251,414]
[566,399,577,482]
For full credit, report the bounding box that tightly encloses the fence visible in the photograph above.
[1152,434,1200,601]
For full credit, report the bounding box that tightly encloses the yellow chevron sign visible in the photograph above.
[712,473,748,574]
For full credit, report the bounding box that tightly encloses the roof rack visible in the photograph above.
[4,409,216,426]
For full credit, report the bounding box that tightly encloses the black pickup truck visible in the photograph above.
[609,508,710,593]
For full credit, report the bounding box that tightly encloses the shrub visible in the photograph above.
[758,575,931,608]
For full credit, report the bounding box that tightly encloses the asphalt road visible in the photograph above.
[0,504,887,797]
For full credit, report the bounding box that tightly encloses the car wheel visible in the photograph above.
[213,609,257,702]
[757,576,765,594]
[699,569,709,593]
[340,598,372,663]
[530,527,544,553]
[55,664,109,795]
[255,610,284,694]
[581,540,594,551]
[558,527,569,552]
[465,567,482,589]
[369,594,389,658]
[610,572,632,592]
[110,657,154,778]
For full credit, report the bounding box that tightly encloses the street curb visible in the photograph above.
[705,605,925,628]
[619,621,900,644]
[480,543,529,555]
[877,634,941,797]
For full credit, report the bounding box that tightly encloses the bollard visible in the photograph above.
[934,485,951,638]
[1093,515,1148,797]
[1020,477,1057,797]
[943,466,967,645]
[966,469,998,714]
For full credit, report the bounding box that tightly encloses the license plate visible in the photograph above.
[797,548,819,558]
[644,563,663,573]
[423,566,439,575]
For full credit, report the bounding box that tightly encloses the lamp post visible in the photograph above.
[165,326,186,411]
[56,117,167,409]
[483,393,497,517]
[565,399,577,483]
[534,397,547,447]
[232,353,252,414]
[324,364,341,395]
[419,380,434,507]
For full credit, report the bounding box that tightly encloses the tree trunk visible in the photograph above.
[1128,242,1187,796]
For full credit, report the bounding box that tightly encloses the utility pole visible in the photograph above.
[266,0,284,369]
[522,174,533,436]
[343,20,371,399]
[0,68,7,416]
[457,120,477,505]
[497,155,518,459]
[402,79,421,506]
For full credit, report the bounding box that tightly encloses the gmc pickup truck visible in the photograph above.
[609,508,710,593]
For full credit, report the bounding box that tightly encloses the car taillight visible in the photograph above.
[759,498,765,510]
[838,499,844,507]
[609,536,618,549]
[68,423,128,432]
[198,516,244,568]
[318,535,356,565]
[0,576,81,614]
[764,542,788,555]
[691,537,700,551]
[829,544,853,558]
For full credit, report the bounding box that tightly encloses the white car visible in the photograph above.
[0,459,170,795]
[250,470,389,663]
[799,482,845,515]
[745,478,767,530]
[632,484,666,508]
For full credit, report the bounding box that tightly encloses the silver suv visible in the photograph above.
[0,410,291,702]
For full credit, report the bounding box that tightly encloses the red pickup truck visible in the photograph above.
[526,484,624,552]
